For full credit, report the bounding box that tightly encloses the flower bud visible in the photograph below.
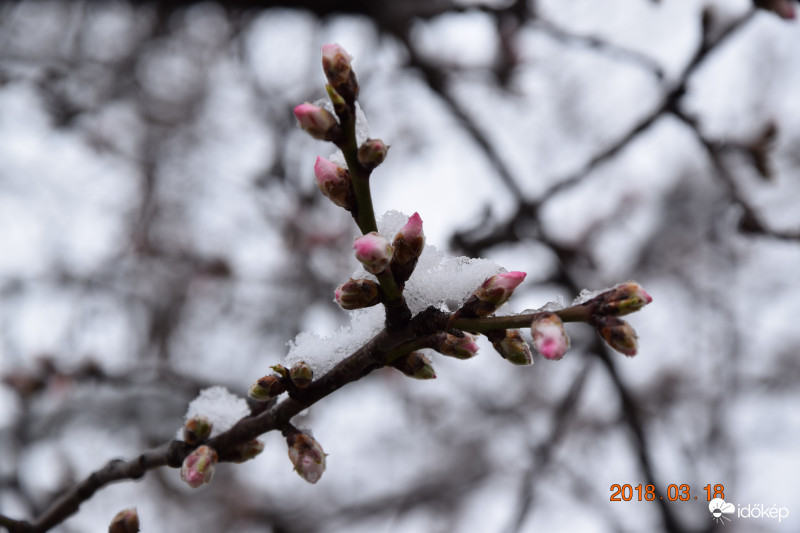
[335,278,382,310]
[180,445,218,488]
[293,103,340,141]
[249,375,286,400]
[357,138,388,170]
[230,439,265,464]
[321,43,358,102]
[531,312,570,361]
[108,508,139,533]
[595,316,638,356]
[594,281,652,317]
[390,351,436,380]
[353,232,393,274]
[491,329,533,366]
[392,212,425,267]
[461,271,527,317]
[290,361,313,389]
[183,415,213,445]
[436,333,480,360]
[314,156,353,209]
[321,43,353,85]
[287,431,327,484]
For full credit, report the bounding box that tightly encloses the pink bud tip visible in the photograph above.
[353,232,393,274]
[402,212,424,239]
[293,103,338,140]
[314,156,345,187]
[531,313,570,361]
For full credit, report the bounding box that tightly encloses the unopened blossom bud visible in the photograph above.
[314,156,353,209]
[595,281,652,317]
[461,271,527,317]
[436,333,480,360]
[249,375,286,400]
[531,312,570,361]
[357,138,388,170]
[491,329,533,366]
[392,212,425,266]
[390,351,436,380]
[108,508,139,533]
[290,361,313,389]
[183,415,213,445]
[335,278,382,310]
[321,43,353,85]
[230,439,265,464]
[293,103,340,141]
[321,43,358,102]
[353,232,393,274]
[754,0,796,19]
[180,445,218,489]
[287,431,327,484]
[595,316,638,357]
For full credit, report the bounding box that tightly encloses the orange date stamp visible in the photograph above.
[610,484,725,502]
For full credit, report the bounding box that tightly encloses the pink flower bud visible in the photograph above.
[462,271,527,317]
[109,508,139,533]
[595,316,638,356]
[491,329,533,366]
[321,43,353,85]
[531,312,570,360]
[357,138,389,169]
[180,445,218,488]
[230,439,265,464]
[314,156,353,209]
[335,278,382,310]
[595,281,652,317]
[353,232,393,274]
[248,375,285,400]
[287,432,327,484]
[437,333,480,360]
[293,103,340,141]
[392,212,425,266]
[289,361,313,389]
[183,415,213,445]
[390,351,436,380]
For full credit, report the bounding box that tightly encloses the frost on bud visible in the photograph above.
[531,312,570,361]
[460,271,527,317]
[753,0,796,19]
[594,281,652,317]
[335,278,382,310]
[293,103,341,141]
[230,439,265,464]
[389,351,436,380]
[290,361,313,389]
[595,316,638,357]
[287,431,327,484]
[490,329,533,366]
[353,232,393,274]
[436,332,480,360]
[249,375,286,401]
[108,508,139,533]
[314,156,353,209]
[321,43,358,102]
[180,445,218,489]
[183,415,213,445]
[357,138,388,170]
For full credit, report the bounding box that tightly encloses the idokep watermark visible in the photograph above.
[709,498,790,525]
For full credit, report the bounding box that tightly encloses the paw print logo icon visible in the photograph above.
[709,498,735,524]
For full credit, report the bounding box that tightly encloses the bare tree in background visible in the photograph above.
[1,1,799,532]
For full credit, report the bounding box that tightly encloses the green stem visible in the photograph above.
[339,114,377,235]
